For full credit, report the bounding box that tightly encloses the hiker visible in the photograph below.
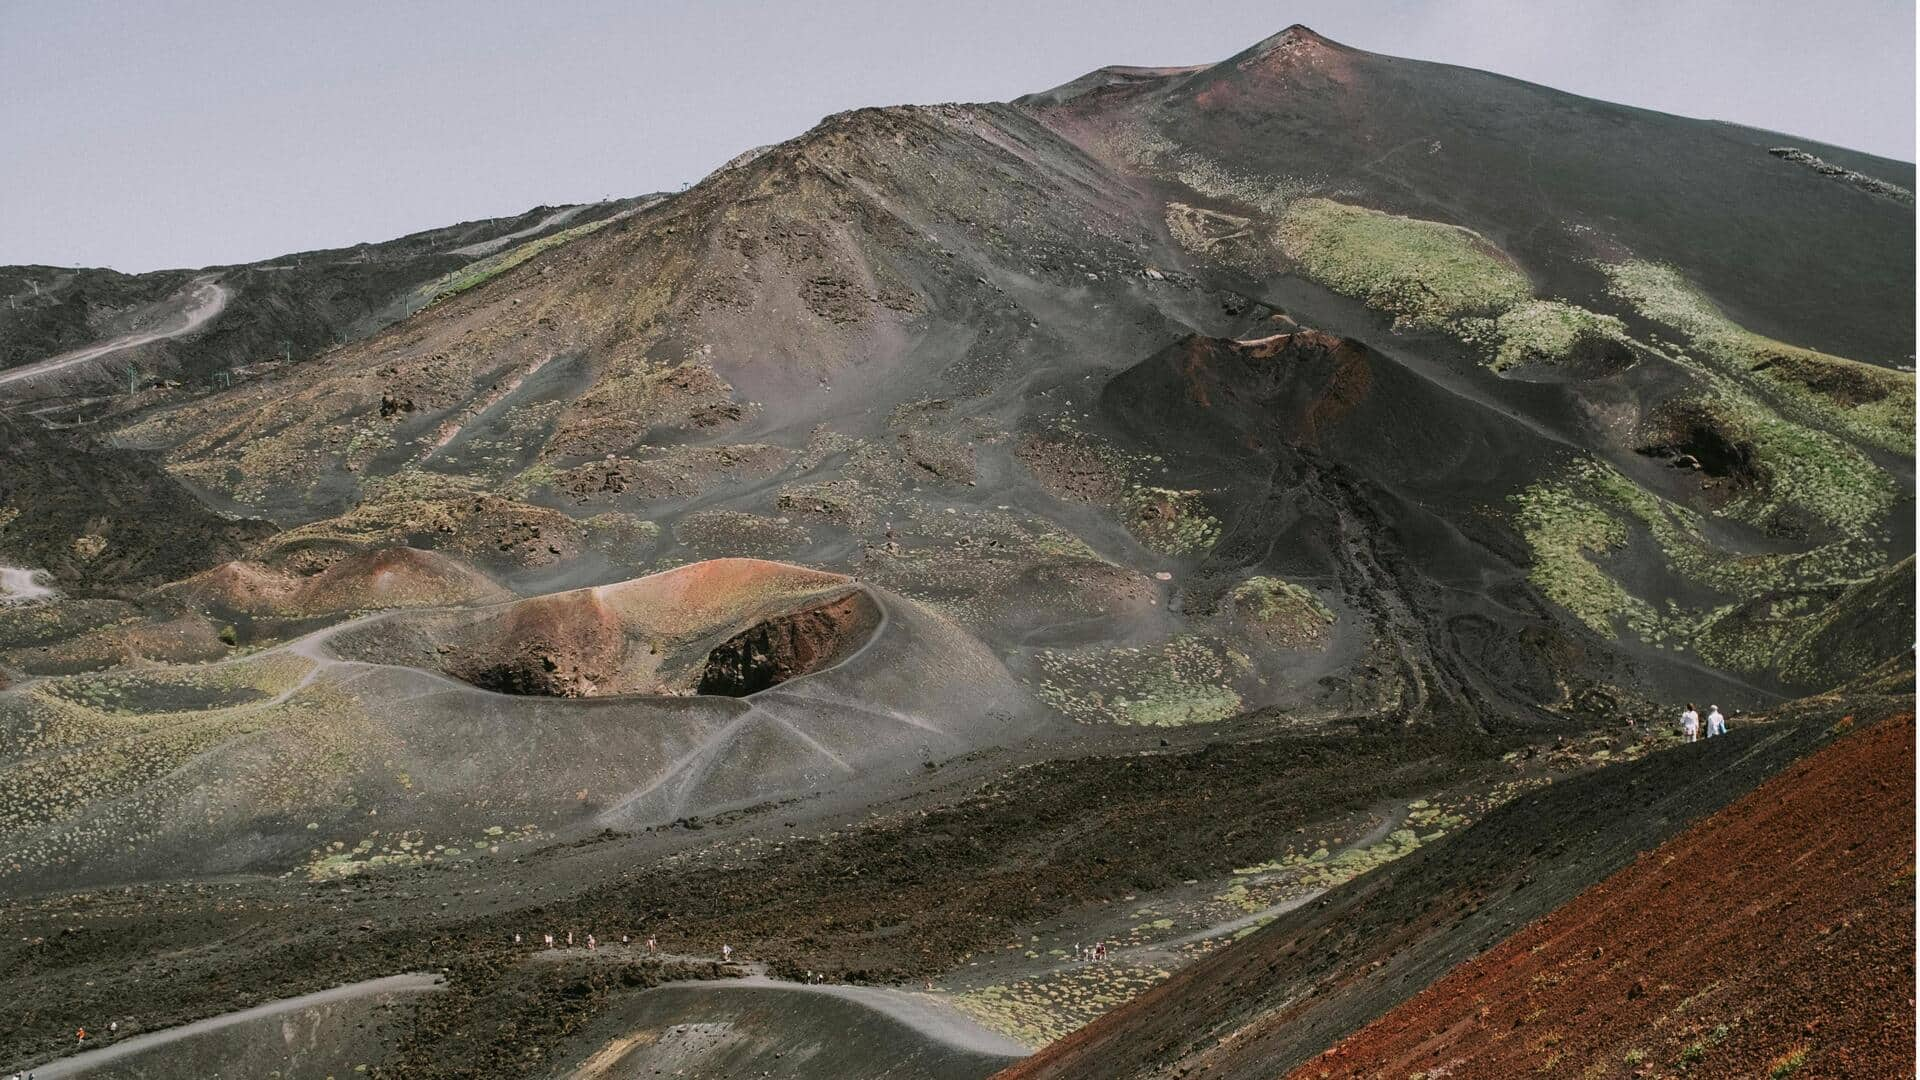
[76,1028,85,1043]
[513,933,521,945]
[543,932,554,949]
[567,931,574,948]
[1707,705,1727,738]
[721,943,734,962]
[621,934,629,945]
[647,935,657,953]
[587,934,597,951]
[1680,702,1700,743]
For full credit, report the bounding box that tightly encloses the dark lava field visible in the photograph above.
[0,25,1912,1080]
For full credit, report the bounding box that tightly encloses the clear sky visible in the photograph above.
[3,0,1913,272]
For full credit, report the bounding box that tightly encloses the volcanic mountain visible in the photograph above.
[0,23,1910,1080]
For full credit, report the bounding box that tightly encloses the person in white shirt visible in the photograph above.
[1706,706,1726,738]
[1680,703,1700,743]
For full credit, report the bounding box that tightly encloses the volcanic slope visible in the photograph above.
[0,198,650,397]
[91,26,1912,734]
[1294,712,1915,1080]
[0,22,1913,1080]
[991,703,1908,1080]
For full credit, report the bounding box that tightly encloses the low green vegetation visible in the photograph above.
[428,215,618,304]
[1269,199,1629,375]
[1637,377,1895,536]
[1511,475,1642,635]
[956,962,1173,1046]
[1277,198,1531,330]
[1606,260,1914,453]
[1485,299,1629,372]
[1125,485,1221,556]
[1034,635,1243,726]
[1228,575,1335,646]
[306,822,541,881]
[1512,455,1888,671]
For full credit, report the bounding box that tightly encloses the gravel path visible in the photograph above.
[0,275,229,389]
[26,973,444,1078]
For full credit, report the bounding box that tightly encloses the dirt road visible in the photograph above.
[0,274,229,389]
[25,973,444,1078]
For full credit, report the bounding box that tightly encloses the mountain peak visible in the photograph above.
[1243,23,1335,57]
[1210,23,1348,81]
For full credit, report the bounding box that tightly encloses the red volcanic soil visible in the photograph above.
[1292,714,1916,1080]
[448,587,626,696]
[169,546,504,617]
[428,559,873,697]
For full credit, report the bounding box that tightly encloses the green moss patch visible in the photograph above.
[1034,636,1243,726]
[1124,486,1221,556]
[1512,456,1890,672]
[428,216,618,304]
[1606,260,1914,453]
[1487,299,1631,372]
[1277,198,1531,330]
[1511,477,1644,635]
[1228,576,1335,647]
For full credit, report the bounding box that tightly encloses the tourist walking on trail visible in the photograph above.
[721,943,734,962]
[646,935,657,953]
[587,933,597,951]
[1707,705,1727,738]
[1680,703,1700,743]
[543,932,554,949]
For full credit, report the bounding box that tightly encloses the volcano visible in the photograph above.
[0,23,1910,1080]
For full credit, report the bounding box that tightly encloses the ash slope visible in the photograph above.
[0,197,650,398]
[92,25,1915,724]
[0,23,1913,1079]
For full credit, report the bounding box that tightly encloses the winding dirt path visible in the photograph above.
[448,204,599,257]
[678,975,1034,1057]
[0,274,229,390]
[25,973,444,1078]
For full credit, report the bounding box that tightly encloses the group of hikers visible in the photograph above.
[513,930,743,963]
[1075,941,1113,963]
[1680,703,1728,742]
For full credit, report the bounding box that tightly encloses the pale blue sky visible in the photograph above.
[2,0,1912,271]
